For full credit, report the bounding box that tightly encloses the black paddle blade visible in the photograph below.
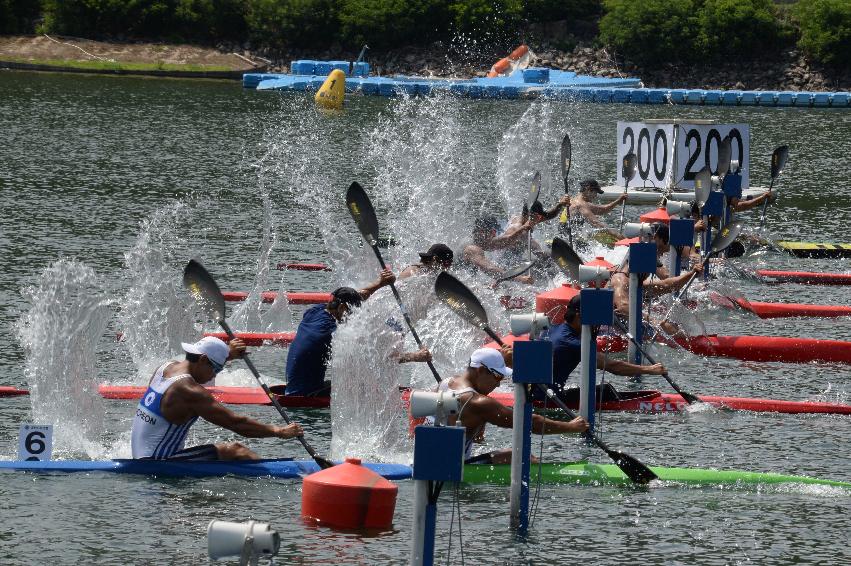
[183,259,227,323]
[528,171,541,209]
[710,222,742,255]
[717,136,732,177]
[622,152,637,183]
[560,134,572,182]
[607,448,658,484]
[496,261,533,284]
[551,237,582,281]
[521,201,529,223]
[345,181,380,245]
[434,271,489,328]
[771,145,789,180]
[694,166,712,209]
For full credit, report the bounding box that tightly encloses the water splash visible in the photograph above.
[117,201,198,380]
[16,259,112,458]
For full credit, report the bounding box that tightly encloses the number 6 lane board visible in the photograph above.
[616,121,750,190]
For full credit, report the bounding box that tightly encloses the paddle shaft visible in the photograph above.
[618,177,629,232]
[218,320,326,462]
[368,244,442,383]
[759,177,775,228]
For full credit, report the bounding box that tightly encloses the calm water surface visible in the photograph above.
[0,71,849,565]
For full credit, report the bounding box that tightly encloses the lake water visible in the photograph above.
[0,71,849,565]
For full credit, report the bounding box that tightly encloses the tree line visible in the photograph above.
[1,0,848,69]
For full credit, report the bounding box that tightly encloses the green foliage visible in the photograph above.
[794,0,851,67]
[523,0,602,22]
[449,0,523,37]
[40,0,248,42]
[0,0,42,34]
[599,0,700,65]
[697,0,782,61]
[337,0,449,50]
[246,0,339,49]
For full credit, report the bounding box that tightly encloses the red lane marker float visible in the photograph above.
[756,270,851,286]
[275,263,331,272]
[222,291,332,305]
[204,331,295,347]
[735,298,851,319]
[97,384,329,408]
[0,386,28,397]
[676,335,851,365]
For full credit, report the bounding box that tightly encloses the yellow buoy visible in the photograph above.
[315,69,345,110]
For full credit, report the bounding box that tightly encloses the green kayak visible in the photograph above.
[463,461,851,489]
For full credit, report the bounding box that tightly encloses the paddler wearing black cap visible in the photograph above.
[569,179,627,239]
[432,347,588,464]
[398,243,454,280]
[534,294,665,402]
[285,268,430,397]
[131,336,304,461]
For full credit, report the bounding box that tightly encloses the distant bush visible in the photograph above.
[524,0,601,22]
[0,0,42,34]
[449,0,523,39]
[599,0,700,65]
[697,0,784,62]
[40,0,249,42]
[247,0,339,49]
[794,0,851,68]
[337,0,449,50]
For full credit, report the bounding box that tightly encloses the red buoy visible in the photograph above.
[301,458,398,529]
[586,256,615,269]
[639,206,671,224]
[535,283,579,324]
[614,236,640,247]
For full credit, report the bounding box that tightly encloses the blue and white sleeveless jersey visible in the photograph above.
[131,363,199,459]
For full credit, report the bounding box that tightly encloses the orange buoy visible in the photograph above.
[614,236,640,247]
[486,44,531,78]
[535,283,579,324]
[586,256,615,269]
[302,458,398,530]
[639,206,671,224]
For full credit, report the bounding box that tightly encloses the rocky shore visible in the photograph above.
[3,34,847,92]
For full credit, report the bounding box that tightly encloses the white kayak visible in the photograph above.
[599,185,766,205]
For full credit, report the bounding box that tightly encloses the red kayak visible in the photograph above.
[98,384,330,407]
[222,291,331,305]
[204,332,295,346]
[99,385,851,415]
[733,297,851,319]
[675,335,851,365]
[756,270,851,286]
[275,263,330,272]
[483,390,851,416]
[0,386,28,397]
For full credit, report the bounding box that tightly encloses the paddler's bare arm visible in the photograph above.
[585,193,625,215]
[462,245,508,276]
[644,264,703,296]
[468,396,589,434]
[597,353,665,376]
[183,385,303,439]
[538,195,571,221]
[485,221,533,250]
[731,190,772,212]
[359,268,396,300]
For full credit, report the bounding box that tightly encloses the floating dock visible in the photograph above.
[244,60,850,108]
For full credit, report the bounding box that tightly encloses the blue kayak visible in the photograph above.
[0,458,413,480]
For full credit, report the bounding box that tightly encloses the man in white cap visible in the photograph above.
[432,347,588,464]
[131,336,303,461]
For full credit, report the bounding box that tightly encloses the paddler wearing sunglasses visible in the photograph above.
[130,336,303,461]
[429,347,588,465]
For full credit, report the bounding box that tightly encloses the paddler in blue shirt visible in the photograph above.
[285,268,431,396]
[131,336,304,461]
[434,347,589,464]
[535,294,666,402]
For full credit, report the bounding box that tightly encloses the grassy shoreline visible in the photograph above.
[0,56,231,72]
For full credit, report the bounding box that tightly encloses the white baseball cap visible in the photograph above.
[469,348,513,378]
[182,336,229,366]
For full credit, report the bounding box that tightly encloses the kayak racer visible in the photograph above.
[131,336,303,461]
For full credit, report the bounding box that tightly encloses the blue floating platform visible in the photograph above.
[244,59,850,108]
